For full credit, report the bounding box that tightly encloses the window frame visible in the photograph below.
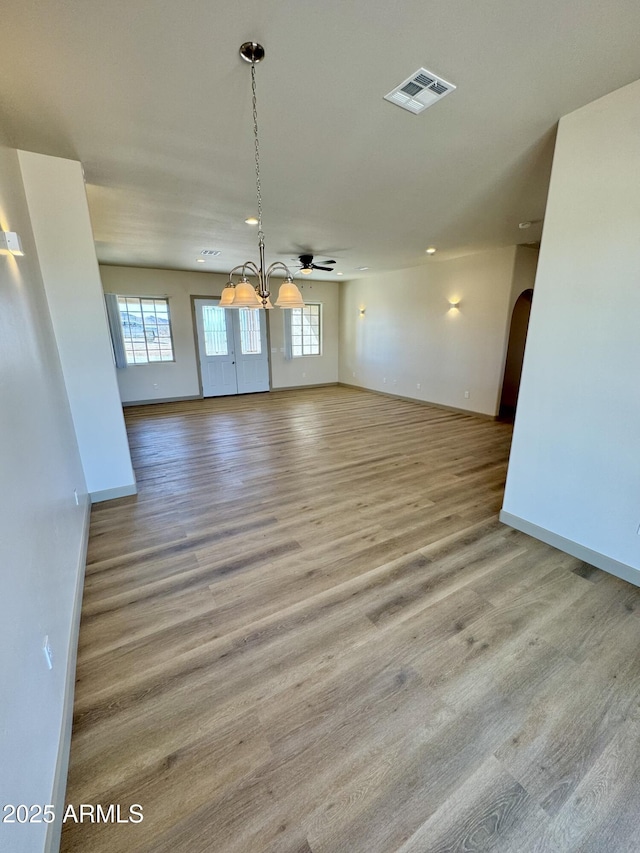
[288,302,322,358]
[117,295,176,366]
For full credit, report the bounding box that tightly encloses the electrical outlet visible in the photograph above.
[464,390,470,399]
[392,379,397,385]
[383,378,387,384]
[153,383,159,389]
[352,371,356,378]
[416,383,421,390]
[43,636,53,670]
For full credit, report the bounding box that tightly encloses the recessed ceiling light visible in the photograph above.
[356,266,369,271]
[336,272,343,276]
[245,216,259,225]
[196,258,206,263]
[426,247,437,255]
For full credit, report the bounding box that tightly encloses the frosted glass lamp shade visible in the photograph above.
[219,284,236,307]
[274,280,305,308]
[230,280,261,308]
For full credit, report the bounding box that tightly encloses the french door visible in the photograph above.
[194,299,270,397]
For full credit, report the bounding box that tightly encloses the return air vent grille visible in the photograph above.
[384,67,456,115]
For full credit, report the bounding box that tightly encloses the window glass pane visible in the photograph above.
[288,303,321,357]
[239,308,261,354]
[202,305,228,356]
[287,304,321,357]
[118,296,174,364]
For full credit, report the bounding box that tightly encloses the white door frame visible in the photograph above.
[191,295,272,398]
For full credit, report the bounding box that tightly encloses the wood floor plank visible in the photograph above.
[494,604,640,817]
[394,756,548,853]
[61,387,640,853]
[527,718,640,853]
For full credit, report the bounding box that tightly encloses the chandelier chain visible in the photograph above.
[223,42,304,310]
[251,63,264,240]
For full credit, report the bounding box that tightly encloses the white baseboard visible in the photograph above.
[122,394,201,407]
[90,483,137,503]
[272,382,339,392]
[44,496,91,853]
[338,382,497,420]
[499,510,640,588]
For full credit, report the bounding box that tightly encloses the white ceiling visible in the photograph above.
[2,0,640,280]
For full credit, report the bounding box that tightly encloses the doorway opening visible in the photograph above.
[499,288,533,422]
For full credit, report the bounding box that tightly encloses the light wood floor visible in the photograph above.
[62,386,640,853]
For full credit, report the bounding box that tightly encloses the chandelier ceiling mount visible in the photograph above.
[220,42,305,310]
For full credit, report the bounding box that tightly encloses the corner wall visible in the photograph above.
[0,144,89,853]
[502,78,640,580]
[18,152,136,502]
[339,247,517,416]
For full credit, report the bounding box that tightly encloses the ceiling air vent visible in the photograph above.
[201,249,222,256]
[384,67,456,115]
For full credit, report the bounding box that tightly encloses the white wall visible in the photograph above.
[339,247,517,416]
[100,265,340,402]
[269,279,339,388]
[19,152,136,502]
[0,144,89,853]
[502,79,640,580]
[100,265,208,403]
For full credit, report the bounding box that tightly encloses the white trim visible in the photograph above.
[44,497,91,853]
[90,483,137,503]
[122,394,201,407]
[499,510,640,588]
[272,382,339,392]
[338,383,497,420]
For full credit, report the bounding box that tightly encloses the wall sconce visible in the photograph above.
[0,231,24,256]
[359,307,366,317]
[448,298,461,310]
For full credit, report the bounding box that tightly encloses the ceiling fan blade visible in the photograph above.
[321,260,336,265]
[312,264,335,271]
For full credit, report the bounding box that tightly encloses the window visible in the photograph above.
[117,296,174,364]
[289,303,321,357]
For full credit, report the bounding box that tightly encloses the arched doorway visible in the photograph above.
[499,289,533,421]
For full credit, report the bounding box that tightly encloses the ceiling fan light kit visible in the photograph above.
[220,42,305,310]
[299,253,337,273]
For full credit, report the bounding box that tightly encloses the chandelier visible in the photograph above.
[220,42,305,310]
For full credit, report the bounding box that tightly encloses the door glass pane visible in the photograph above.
[202,305,228,356]
[239,308,262,354]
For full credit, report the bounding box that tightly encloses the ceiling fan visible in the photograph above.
[294,253,337,275]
